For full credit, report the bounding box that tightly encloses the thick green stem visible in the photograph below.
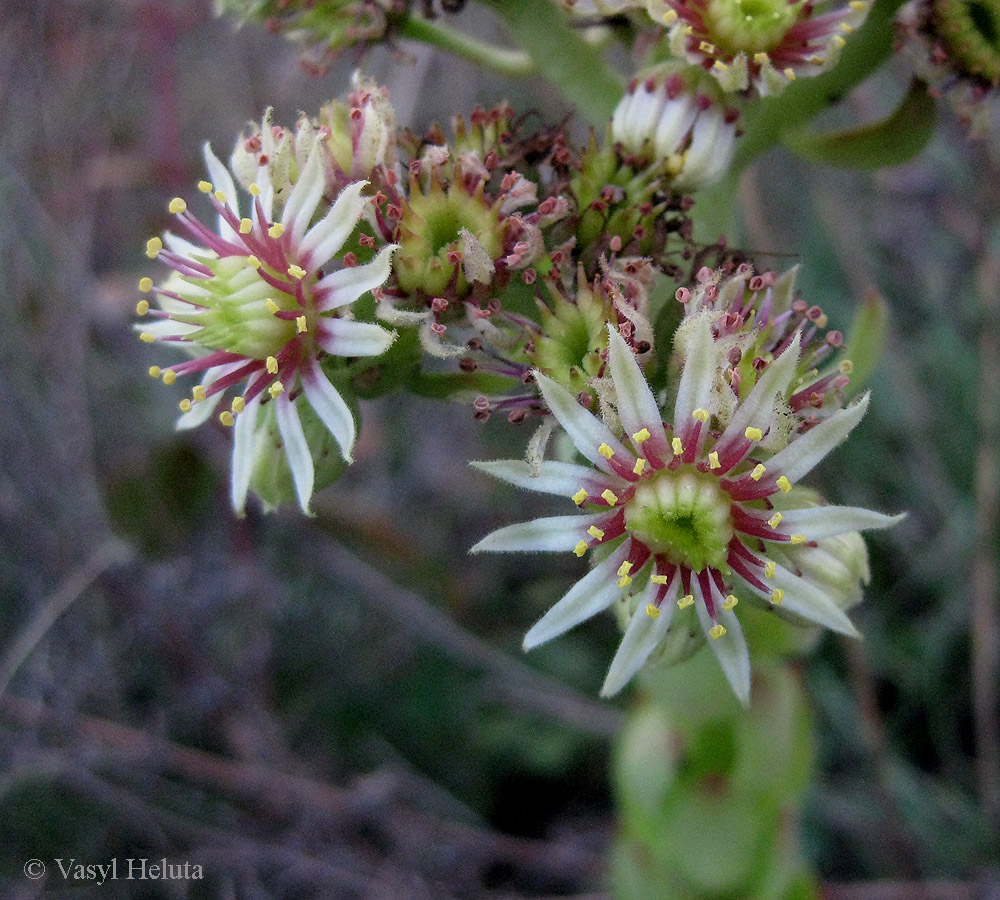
[397,15,536,77]
[487,0,624,126]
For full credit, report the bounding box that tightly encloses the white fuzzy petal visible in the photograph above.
[606,326,665,447]
[470,515,602,553]
[673,315,718,423]
[314,243,396,312]
[673,108,726,190]
[203,143,240,240]
[281,144,326,248]
[720,332,801,446]
[300,357,356,463]
[776,505,905,540]
[231,394,261,515]
[601,576,679,697]
[298,181,371,271]
[693,583,751,705]
[175,363,240,431]
[742,561,860,636]
[535,371,630,475]
[766,393,870,483]
[275,392,314,514]
[523,542,632,649]
[653,94,698,159]
[316,318,395,358]
[470,459,611,497]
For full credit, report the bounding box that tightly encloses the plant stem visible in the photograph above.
[397,15,536,77]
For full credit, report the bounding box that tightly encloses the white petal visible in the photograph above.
[653,94,698,159]
[162,231,203,258]
[611,91,637,147]
[300,357,356,462]
[203,143,240,240]
[275,392,314,514]
[470,515,602,553]
[673,314,718,423]
[606,326,665,447]
[776,505,905,540]
[314,243,396,312]
[693,582,751,705]
[231,394,261,515]
[630,86,665,147]
[742,561,860,636]
[534,371,630,475]
[523,541,632,650]
[719,331,801,446]
[281,144,326,248]
[469,459,611,498]
[673,108,726,190]
[316,318,395,358]
[298,181,371,271]
[175,363,239,431]
[766,393,870,484]
[601,576,679,697]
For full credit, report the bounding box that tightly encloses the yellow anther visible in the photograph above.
[268,381,284,399]
[713,60,729,71]
[574,540,589,557]
[145,237,162,258]
[268,223,285,239]
[148,366,162,379]
[651,574,669,585]
[633,458,646,476]
[678,594,694,609]
[219,410,235,427]
[832,34,847,48]
[765,560,776,578]
[618,561,633,577]
[750,463,766,481]
[666,153,685,175]
[849,1,867,9]
[249,182,260,196]
[784,67,796,80]
[138,277,153,293]
[231,396,245,413]
[246,255,261,269]
[699,40,716,53]
[168,197,187,215]
[808,54,825,65]
[839,359,854,375]
[776,475,792,493]
[214,190,227,203]
[790,533,807,544]
[288,264,307,280]
[770,588,784,606]
[663,8,678,21]
[692,408,710,422]
[598,442,615,459]
[723,594,738,610]
[710,624,726,639]
[754,52,769,64]
[632,428,651,444]
[266,299,280,313]
[645,604,661,619]
[602,489,619,506]
[139,332,155,343]
[672,437,684,455]
[135,299,150,316]
[840,21,855,32]
[240,218,253,235]
[745,426,763,441]
[179,399,192,413]
[617,575,633,588]
[682,25,693,35]
[767,512,784,529]
[266,356,279,375]
[296,315,308,334]
[197,180,213,193]
[192,385,206,402]
[709,451,721,469]
[161,370,176,385]
[588,525,605,540]
[572,488,589,505]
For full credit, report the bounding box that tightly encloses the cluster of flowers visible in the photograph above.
[137,72,900,700]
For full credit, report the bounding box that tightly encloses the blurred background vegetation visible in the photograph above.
[0,0,997,897]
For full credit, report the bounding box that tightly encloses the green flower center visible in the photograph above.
[624,469,734,571]
[704,0,804,53]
